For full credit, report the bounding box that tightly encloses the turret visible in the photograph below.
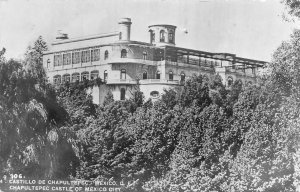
[148,24,176,46]
[119,18,132,41]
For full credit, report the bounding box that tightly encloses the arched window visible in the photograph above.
[152,32,155,43]
[169,31,174,43]
[72,73,80,82]
[53,75,61,85]
[104,70,108,82]
[227,76,233,87]
[160,30,165,42]
[143,52,148,60]
[180,73,185,82]
[104,50,109,60]
[81,71,89,81]
[121,49,127,58]
[169,71,173,81]
[120,69,126,79]
[47,59,51,68]
[120,88,126,100]
[62,74,70,83]
[150,30,155,44]
[91,70,99,80]
[143,71,147,79]
[156,71,161,79]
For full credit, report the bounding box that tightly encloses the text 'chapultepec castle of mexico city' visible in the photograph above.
[43,18,267,104]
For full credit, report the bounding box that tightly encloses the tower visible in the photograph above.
[119,18,132,41]
[148,24,176,46]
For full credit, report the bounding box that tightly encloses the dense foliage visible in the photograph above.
[2,17,300,192]
[0,45,77,179]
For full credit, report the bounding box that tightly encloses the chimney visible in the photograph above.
[56,30,69,40]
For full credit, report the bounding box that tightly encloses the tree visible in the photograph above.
[23,36,48,85]
[282,0,300,20]
[0,51,77,179]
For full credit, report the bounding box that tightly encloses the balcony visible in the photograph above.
[225,66,256,77]
[106,79,137,85]
[165,59,214,69]
[107,58,157,66]
[139,79,180,85]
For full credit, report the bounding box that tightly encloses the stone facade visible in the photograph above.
[43,18,266,104]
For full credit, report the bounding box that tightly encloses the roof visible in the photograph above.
[164,46,267,67]
[52,32,119,45]
[148,24,177,29]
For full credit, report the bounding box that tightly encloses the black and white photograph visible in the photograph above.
[0,0,300,191]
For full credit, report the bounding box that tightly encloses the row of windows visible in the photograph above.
[150,30,174,44]
[119,49,148,59]
[52,49,151,67]
[153,71,185,81]
[54,49,101,66]
[53,70,107,84]
[53,70,186,84]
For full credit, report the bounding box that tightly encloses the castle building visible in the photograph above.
[43,18,266,104]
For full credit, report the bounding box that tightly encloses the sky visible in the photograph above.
[0,0,299,61]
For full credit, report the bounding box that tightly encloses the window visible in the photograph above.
[53,75,61,85]
[81,50,90,63]
[169,71,173,80]
[150,30,155,44]
[119,32,122,40]
[151,32,155,43]
[72,73,80,82]
[81,71,89,81]
[104,50,109,60]
[169,31,174,43]
[252,67,255,74]
[160,30,165,42]
[143,52,147,60]
[121,69,126,79]
[63,53,71,65]
[156,71,160,79]
[180,73,185,82]
[54,55,62,66]
[143,71,147,79]
[62,74,70,83]
[47,59,50,68]
[91,70,99,80]
[72,52,81,64]
[121,49,127,58]
[104,70,108,81]
[227,76,233,87]
[150,91,159,98]
[120,88,126,100]
[91,49,100,62]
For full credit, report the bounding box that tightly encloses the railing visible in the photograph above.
[106,79,137,85]
[107,58,157,65]
[225,66,256,77]
[165,59,215,68]
[139,79,179,85]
